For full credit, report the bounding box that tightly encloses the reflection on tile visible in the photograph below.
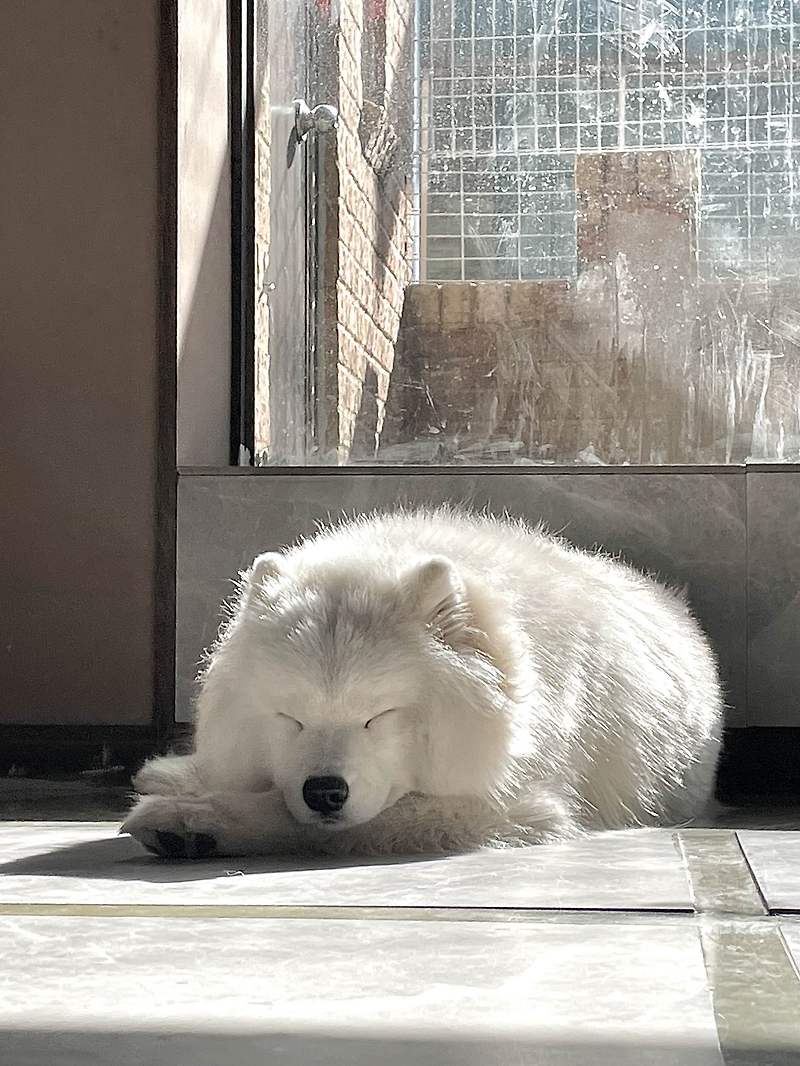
[737,832,800,912]
[0,823,693,910]
[176,472,746,724]
[0,915,722,1065]
[747,471,800,727]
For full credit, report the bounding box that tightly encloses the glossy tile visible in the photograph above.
[0,823,693,910]
[746,470,800,727]
[737,831,800,912]
[176,472,746,723]
[0,915,722,1066]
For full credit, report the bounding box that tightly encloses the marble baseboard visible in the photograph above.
[747,471,800,727]
[176,472,747,725]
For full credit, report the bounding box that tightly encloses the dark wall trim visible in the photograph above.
[717,728,800,801]
[153,0,179,752]
[228,0,256,465]
[0,726,157,776]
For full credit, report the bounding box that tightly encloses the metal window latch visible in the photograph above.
[294,99,338,142]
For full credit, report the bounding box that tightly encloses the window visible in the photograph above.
[418,0,800,285]
[250,0,800,465]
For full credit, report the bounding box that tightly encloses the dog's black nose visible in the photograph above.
[302,775,349,815]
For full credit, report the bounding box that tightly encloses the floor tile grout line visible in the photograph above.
[0,902,700,923]
[732,829,772,913]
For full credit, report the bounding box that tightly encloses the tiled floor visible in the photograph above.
[738,832,800,913]
[1,794,800,1065]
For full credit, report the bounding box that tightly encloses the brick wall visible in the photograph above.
[253,0,414,464]
[317,0,415,462]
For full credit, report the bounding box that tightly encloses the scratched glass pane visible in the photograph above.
[397,0,800,464]
[253,0,800,464]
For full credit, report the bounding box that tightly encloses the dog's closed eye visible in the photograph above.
[276,712,304,732]
[364,709,398,730]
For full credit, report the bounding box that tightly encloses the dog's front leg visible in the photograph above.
[121,790,303,858]
[335,788,582,855]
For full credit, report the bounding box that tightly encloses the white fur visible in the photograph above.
[124,508,723,856]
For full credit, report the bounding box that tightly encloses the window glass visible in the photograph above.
[253,0,800,465]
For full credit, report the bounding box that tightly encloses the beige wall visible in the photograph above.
[0,1,163,724]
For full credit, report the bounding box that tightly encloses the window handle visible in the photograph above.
[294,99,338,142]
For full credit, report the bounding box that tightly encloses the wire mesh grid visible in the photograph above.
[414,0,800,281]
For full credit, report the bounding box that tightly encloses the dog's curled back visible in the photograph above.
[124,509,723,857]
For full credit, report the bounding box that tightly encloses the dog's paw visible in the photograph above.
[122,795,217,860]
[137,829,217,860]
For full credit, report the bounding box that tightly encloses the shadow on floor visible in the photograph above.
[0,1028,732,1066]
[0,832,449,884]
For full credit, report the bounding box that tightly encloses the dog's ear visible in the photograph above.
[250,552,284,585]
[243,551,286,606]
[401,556,472,644]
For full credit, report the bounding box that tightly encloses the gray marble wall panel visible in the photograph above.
[747,471,800,727]
[176,472,746,724]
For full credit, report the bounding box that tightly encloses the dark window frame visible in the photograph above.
[231,0,800,473]
[229,0,256,465]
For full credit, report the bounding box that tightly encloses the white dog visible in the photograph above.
[123,508,723,858]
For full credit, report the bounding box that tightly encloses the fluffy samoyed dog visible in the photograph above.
[124,508,723,858]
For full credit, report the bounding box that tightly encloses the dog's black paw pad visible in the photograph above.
[136,829,217,860]
[186,832,217,859]
[154,830,190,858]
